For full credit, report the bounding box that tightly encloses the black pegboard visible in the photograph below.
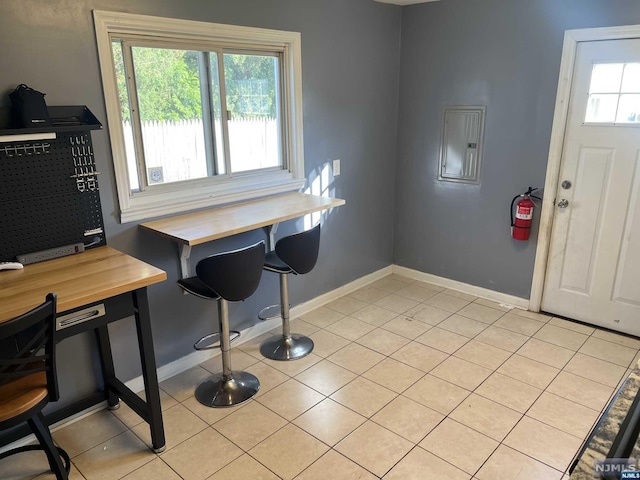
[0,132,106,261]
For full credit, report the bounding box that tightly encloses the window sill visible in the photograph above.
[120,177,306,223]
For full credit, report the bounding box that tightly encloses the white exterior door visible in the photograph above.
[542,38,640,335]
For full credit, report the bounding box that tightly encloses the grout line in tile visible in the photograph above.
[286,448,328,480]
[561,357,631,389]
[419,420,502,478]
[65,410,131,459]
[162,458,185,480]
[244,449,288,480]
[489,340,587,473]
[214,408,292,457]
[523,389,602,434]
[475,444,565,480]
[325,445,381,479]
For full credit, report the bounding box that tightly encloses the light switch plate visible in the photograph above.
[333,159,341,176]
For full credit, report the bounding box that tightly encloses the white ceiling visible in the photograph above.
[373,0,439,5]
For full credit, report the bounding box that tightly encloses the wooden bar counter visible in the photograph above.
[140,192,345,277]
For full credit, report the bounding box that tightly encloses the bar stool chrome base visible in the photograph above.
[260,334,314,361]
[195,371,260,407]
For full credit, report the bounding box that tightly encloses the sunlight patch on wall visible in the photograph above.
[303,162,335,230]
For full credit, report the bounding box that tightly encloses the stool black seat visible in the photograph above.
[0,293,71,480]
[260,224,320,360]
[178,242,264,407]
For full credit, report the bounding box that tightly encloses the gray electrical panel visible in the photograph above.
[438,106,486,184]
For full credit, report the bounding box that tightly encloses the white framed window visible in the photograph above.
[94,11,305,222]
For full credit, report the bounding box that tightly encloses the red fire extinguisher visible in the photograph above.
[510,187,542,241]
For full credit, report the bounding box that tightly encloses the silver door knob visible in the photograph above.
[557,198,569,208]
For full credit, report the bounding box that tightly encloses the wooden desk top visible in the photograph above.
[0,247,166,323]
[140,192,346,246]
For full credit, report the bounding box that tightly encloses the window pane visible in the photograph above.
[208,53,226,174]
[589,63,624,93]
[585,94,619,123]
[131,46,208,185]
[223,53,282,173]
[111,40,140,192]
[621,63,640,93]
[616,94,640,123]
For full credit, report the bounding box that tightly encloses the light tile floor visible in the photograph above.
[4,274,640,479]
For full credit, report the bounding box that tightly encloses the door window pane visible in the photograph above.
[585,94,619,123]
[224,54,281,173]
[131,46,208,185]
[621,63,640,93]
[589,63,624,93]
[616,94,640,123]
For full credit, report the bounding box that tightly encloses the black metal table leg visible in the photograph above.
[133,287,166,453]
[95,325,120,409]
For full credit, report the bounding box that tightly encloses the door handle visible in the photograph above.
[57,304,106,330]
[557,199,569,208]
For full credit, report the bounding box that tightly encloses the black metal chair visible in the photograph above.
[178,242,265,407]
[259,224,321,360]
[0,293,71,480]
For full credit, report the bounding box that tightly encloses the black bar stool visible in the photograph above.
[178,242,265,407]
[259,224,321,360]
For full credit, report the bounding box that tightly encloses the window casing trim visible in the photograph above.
[93,10,305,223]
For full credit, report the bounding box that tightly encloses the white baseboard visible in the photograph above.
[392,265,530,310]
[288,265,393,318]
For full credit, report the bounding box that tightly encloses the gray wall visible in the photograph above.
[0,0,400,405]
[394,0,640,298]
[6,0,640,413]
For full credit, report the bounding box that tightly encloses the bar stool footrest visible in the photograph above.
[194,331,240,351]
[195,371,260,407]
[258,304,290,321]
[260,333,314,360]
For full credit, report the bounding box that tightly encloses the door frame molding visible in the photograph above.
[530,24,640,312]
